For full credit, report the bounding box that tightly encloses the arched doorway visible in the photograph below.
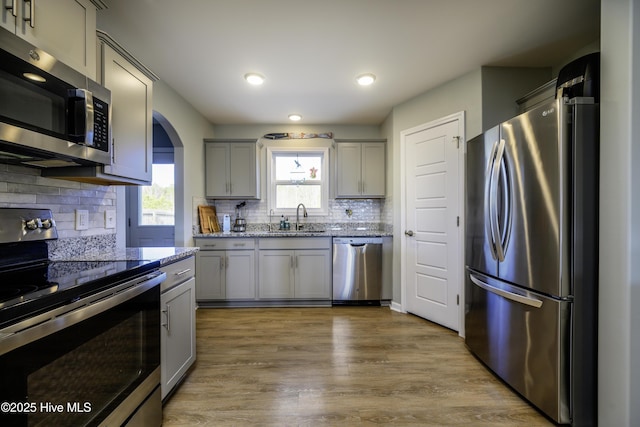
[126,112,184,247]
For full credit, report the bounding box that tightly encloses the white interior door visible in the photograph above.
[403,114,463,331]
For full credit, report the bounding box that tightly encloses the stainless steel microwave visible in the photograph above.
[0,28,111,168]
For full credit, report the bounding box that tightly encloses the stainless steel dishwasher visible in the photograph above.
[332,237,383,305]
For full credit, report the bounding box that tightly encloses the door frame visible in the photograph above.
[400,111,466,337]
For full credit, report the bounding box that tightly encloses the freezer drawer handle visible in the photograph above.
[469,273,543,308]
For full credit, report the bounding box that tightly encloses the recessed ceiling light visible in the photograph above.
[356,73,376,86]
[244,73,265,85]
[288,114,302,122]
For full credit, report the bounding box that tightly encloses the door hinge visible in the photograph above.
[457,294,460,305]
[454,136,460,149]
[456,216,460,227]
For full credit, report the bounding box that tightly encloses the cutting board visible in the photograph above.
[198,205,220,233]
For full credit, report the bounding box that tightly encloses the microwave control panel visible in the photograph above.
[93,98,110,152]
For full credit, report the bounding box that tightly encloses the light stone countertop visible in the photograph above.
[194,229,392,238]
[61,247,199,265]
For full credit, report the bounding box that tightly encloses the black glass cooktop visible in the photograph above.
[0,259,159,329]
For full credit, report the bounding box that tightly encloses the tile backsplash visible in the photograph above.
[0,164,117,255]
[193,196,390,234]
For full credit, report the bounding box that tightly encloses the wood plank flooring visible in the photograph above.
[162,307,553,426]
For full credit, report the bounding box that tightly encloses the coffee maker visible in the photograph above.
[233,201,247,232]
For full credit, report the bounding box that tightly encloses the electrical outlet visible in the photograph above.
[105,210,116,229]
[75,209,89,230]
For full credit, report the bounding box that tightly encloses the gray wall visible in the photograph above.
[480,66,552,131]
[599,0,639,425]
[150,80,216,247]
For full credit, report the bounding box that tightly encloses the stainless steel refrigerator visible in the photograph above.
[464,94,598,425]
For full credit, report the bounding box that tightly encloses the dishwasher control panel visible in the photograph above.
[332,237,383,245]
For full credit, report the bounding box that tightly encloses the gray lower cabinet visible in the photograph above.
[258,238,331,300]
[195,237,331,303]
[160,256,196,400]
[195,238,256,300]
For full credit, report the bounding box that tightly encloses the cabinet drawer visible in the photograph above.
[161,256,195,292]
[258,237,331,250]
[195,238,256,250]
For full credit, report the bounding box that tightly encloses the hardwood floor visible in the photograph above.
[162,307,553,426]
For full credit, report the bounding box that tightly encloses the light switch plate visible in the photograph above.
[75,209,89,230]
[105,210,116,229]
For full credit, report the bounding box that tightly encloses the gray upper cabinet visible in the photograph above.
[0,0,98,79]
[336,141,386,198]
[99,35,154,184]
[205,140,260,199]
[44,31,158,185]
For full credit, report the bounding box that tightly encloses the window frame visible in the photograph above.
[266,146,329,216]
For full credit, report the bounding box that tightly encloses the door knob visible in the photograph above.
[405,230,414,237]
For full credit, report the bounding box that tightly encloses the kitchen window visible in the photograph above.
[267,147,329,215]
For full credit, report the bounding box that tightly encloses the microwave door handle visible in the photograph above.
[83,90,95,146]
[485,140,499,260]
[69,89,94,146]
[469,273,543,308]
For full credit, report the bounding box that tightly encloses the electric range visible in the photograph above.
[0,207,164,427]
[0,208,159,329]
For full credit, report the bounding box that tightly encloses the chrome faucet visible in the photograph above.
[296,203,307,231]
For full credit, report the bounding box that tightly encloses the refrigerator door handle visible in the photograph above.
[469,273,543,308]
[485,140,499,260]
[496,138,512,258]
[490,139,506,261]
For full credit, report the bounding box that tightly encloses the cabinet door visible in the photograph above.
[336,143,362,197]
[229,143,258,198]
[226,250,255,299]
[361,143,385,197]
[258,250,294,298]
[3,0,97,78]
[101,44,153,184]
[196,252,225,300]
[294,250,331,299]
[205,144,230,197]
[161,277,196,399]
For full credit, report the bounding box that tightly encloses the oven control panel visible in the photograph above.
[0,208,58,243]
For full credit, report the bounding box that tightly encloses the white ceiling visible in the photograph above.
[97,0,600,126]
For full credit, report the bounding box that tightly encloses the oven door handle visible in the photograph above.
[0,270,166,356]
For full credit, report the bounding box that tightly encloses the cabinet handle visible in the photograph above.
[203,243,217,248]
[295,255,298,269]
[290,255,294,269]
[23,0,34,28]
[174,268,192,277]
[233,243,245,247]
[220,256,225,270]
[5,0,17,17]
[226,255,229,269]
[162,306,170,332]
